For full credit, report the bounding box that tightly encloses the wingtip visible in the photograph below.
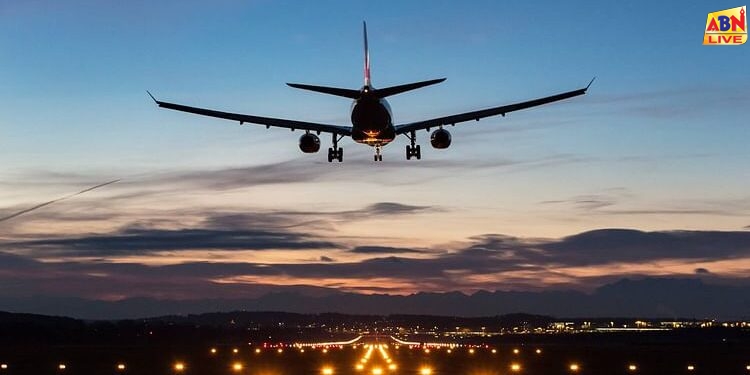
[146,90,158,104]
[585,77,596,90]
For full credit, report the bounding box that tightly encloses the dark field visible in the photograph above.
[1,332,749,375]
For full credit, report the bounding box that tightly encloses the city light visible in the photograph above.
[510,363,521,372]
[233,362,243,372]
[117,363,126,371]
[174,362,185,372]
[321,366,334,375]
[628,364,637,371]
[420,366,432,375]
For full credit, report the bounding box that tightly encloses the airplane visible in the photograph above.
[148,22,593,162]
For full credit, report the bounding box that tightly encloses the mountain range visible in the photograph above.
[0,277,747,320]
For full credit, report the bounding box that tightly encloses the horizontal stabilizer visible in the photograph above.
[286,83,361,99]
[375,78,446,98]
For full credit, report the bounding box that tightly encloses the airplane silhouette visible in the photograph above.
[148,22,593,162]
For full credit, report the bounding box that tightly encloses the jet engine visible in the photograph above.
[298,133,321,153]
[430,128,452,149]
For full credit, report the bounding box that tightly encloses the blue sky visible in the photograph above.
[0,1,749,301]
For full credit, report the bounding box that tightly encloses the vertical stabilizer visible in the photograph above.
[363,21,371,87]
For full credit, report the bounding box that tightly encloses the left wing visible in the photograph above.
[394,78,594,135]
[147,92,352,136]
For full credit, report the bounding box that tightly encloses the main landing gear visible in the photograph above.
[328,133,343,162]
[405,130,421,160]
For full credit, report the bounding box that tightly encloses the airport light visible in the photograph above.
[174,362,185,372]
[355,364,364,371]
[469,348,475,354]
[255,348,261,354]
[446,349,452,354]
[687,365,695,371]
[0,364,7,370]
[58,364,67,371]
[232,362,244,372]
[322,349,329,354]
[420,366,432,375]
[233,348,239,354]
[535,349,542,354]
[117,363,126,371]
[372,367,383,375]
[628,364,637,371]
[210,347,217,354]
[424,348,430,354]
[746,365,750,371]
[491,349,497,354]
[510,363,521,372]
[277,348,283,354]
[321,366,334,375]
[569,363,579,372]
[300,349,305,353]
[388,364,397,371]
[513,348,520,354]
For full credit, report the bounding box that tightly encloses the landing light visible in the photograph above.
[0,364,6,370]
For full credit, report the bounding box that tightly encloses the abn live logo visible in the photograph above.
[704,6,746,45]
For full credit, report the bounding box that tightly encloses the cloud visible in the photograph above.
[0,227,341,256]
[350,246,430,254]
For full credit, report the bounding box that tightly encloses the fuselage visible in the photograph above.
[350,86,396,147]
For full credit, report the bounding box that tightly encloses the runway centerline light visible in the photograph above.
[513,348,520,354]
[255,348,261,354]
[0,364,7,370]
[322,366,334,375]
[233,348,239,354]
[420,366,432,375]
[388,364,397,371]
[535,349,542,354]
[628,364,637,371]
[210,348,217,354]
[372,367,383,375]
[233,362,243,372]
[58,364,66,371]
[174,362,185,372]
[569,363,579,372]
[117,363,126,371]
[687,365,695,371]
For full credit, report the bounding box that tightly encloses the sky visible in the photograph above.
[0,1,749,306]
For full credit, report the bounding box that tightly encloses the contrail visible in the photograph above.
[0,179,121,223]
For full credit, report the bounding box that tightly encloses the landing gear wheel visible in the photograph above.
[328,147,343,163]
[415,145,421,160]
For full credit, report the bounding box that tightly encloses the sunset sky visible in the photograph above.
[1,1,749,304]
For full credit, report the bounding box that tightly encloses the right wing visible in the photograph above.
[147,92,352,136]
[394,78,594,135]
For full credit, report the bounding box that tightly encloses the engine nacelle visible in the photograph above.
[430,128,452,149]
[298,133,321,153]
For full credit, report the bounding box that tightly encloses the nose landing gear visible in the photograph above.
[374,146,383,161]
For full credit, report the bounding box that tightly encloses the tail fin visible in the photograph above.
[363,21,371,87]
